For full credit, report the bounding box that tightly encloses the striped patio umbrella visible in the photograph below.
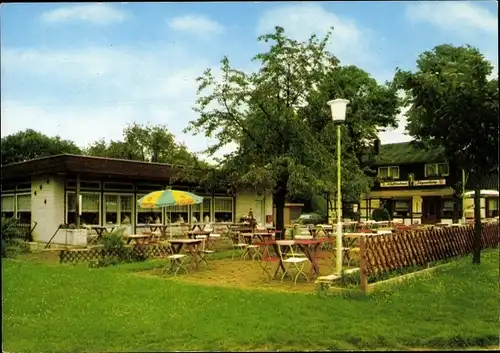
[137,189,203,208]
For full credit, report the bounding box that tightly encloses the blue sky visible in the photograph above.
[1,1,497,159]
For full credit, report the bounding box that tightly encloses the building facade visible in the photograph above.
[0,154,273,243]
[359,142,499,224]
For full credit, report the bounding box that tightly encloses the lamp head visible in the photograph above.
[327,99,349,123]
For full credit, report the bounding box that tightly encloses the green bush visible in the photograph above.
[371,207,390,221]
[1,217,28,258]
[91,227,146,267]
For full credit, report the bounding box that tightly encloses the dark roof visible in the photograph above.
[465,173,499,191]
[374,141,446,166]
[0,154,204,183]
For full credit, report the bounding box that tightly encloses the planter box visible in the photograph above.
[66,229,88,246]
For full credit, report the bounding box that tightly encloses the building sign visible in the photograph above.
[380,181,409,187]
[413,179,446,186]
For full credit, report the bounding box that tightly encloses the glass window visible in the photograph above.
[136,194,162,225]
[169,205,188,224]
[66,192,100,226]
[378,166,399,179]
[120,195,133,224]
[438,163,449,176]
[488,198,498,218]
[214,197,233,222]
[104,195,118,225]
[1,195,15,218]
[191,197,210,223]
[426,163,449,177]
[16,194,31,224]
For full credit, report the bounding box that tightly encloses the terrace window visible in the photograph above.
[104,194,134,225]
[67,192,101,226]
[377,166,400,179]
[425,163,449,177]
[136,194,162,225]
[1,195,15,218]
[214,197,233,222]
[442,199,455,219]
[191,197,211,223]
[394,199,410,218]
[169,205,189,224]
[16,194,31,224]
[487,198,498,218]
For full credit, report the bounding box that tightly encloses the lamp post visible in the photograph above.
[327,98,349,275]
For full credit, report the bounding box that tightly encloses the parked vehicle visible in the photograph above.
[291,213,326,225]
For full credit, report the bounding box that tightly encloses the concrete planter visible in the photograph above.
[28,242,38,252]
[66,229,88,246]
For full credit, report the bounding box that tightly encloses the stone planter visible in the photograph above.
[28,242,38,252]
[66,229,88,246]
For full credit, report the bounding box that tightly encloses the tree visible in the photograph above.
[1,129,82,165]
[395,44,499,264]
[186,26,402,235]
[85,123,209,168]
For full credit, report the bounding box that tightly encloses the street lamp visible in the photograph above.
[327,98,349,275]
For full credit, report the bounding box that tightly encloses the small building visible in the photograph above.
[0,154,273,243]
[360,142,498,224]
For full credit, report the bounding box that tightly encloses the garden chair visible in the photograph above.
[276,240,310,284]
[195,235,216,268]
[259,253,281,282]
[162,241,189,276]
[241,234,261,260]
[230,231,249,260]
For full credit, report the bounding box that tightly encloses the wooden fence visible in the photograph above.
[59,244,171,264]
[359,223,499,292]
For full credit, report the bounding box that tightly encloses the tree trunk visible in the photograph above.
[472,185,482,265]
[273,185,287,240]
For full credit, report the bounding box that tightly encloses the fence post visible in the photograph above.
[359,236,367,294]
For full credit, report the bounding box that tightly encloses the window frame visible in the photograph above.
[136,193,163,225]
[15,193,32,224]
[213,196,234,222]
[102,193,135,226]
[424,163,449,177]
[66,191,101,226]
[1,194,16,218]
[377,166,400,179]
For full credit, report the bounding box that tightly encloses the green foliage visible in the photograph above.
[186,26,402,230]
[394,44,498,176]
[1,218,28,258]
[1,129,82,165]
[371,207,390,221]
[2,250,498,351]
[85,122,210,169]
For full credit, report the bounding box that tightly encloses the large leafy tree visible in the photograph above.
[1,129,82,165]
[85,123,208,168]
[186,26,402,234]
[395,44,499,264]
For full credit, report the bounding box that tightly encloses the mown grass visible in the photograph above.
[2,249,499,352]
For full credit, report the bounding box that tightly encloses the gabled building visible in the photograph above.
[359,142,498,224]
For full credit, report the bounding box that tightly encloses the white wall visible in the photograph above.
[31,175,65,243]
[235,191,273,226]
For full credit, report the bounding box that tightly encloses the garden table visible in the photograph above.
[125,234,152,245]
[149,224,170,238]
[91,226,115,244]
[256,238,333,280]
[168,239,203,270]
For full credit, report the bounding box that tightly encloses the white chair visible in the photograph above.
[230,232,249,260]
[276,240,310,284]
[162,242,189,276]
[195,235,216,267]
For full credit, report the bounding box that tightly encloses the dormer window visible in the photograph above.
[425,163,449,177]
[378,166,400,179]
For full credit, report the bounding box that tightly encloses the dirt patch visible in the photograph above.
[136,257,341,294]
[22,250,61,264]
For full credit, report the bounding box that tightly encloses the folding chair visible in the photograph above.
[259,254,281,282]
[276,240,310,284]
[230,231,248,260]
[162,242,189,276]
[196,235,216,268]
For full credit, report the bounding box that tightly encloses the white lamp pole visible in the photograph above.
[327,98,349,275]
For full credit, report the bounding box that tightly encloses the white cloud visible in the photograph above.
[167,14,224,38]
[40,4,128,25]
[0,45,234,162]
[406,2,497,35]
[257,3,377,68]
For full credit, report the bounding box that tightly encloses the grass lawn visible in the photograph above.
[2,249,499,352]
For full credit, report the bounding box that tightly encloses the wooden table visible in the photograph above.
[125,234,152,245]
[90,226,115,243]
[149,224,170,238]
[185,230,213,248]
[168,239,203,270]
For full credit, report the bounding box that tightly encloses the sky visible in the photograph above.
[1,1,498,160]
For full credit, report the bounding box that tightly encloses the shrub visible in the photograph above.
[371,208,390,221]
[1,217,28,258]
